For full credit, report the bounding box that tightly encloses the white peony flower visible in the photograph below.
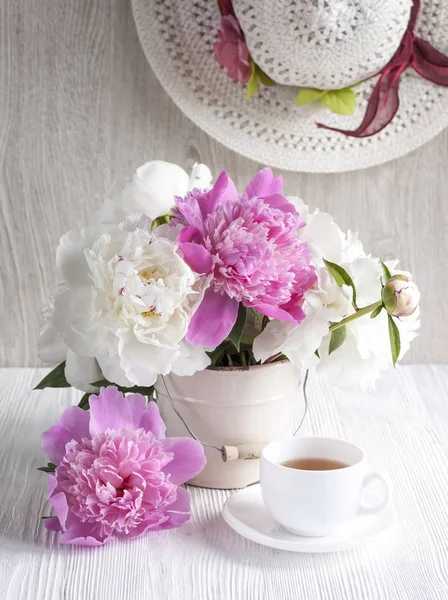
[253,268,351,369]
[254,201,420,390]
[37,299,102,392]
[254,204,351,369]
[96,161,212,227]
[316,261,420,390]
[39,217,210,388]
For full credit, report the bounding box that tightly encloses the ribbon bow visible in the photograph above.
[317,0,448,137]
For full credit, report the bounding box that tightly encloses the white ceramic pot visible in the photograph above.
[154,361,302,489]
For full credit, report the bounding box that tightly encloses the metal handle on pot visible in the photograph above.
[159,370,309,462]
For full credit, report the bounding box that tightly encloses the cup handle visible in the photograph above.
[357,472,391,516]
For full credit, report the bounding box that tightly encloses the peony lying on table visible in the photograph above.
[36,160,420,544]
[41,386,205,545]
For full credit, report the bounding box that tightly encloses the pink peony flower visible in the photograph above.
[171,168,317,348]
[214,16,251,84]
[41,387,206,546]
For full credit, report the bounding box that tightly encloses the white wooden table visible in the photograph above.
[0,367,447,600]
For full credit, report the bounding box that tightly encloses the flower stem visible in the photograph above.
[329,301,382,333]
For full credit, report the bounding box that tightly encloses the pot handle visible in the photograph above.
[221,442,267,462]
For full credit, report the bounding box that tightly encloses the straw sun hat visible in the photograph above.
[132,0,448,173]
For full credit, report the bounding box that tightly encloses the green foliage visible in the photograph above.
[91,380,154,397]
[228,305,248,352]
[247,60,275,99]
[34,362,70,390]
[323,259,358,308]
[322,88,357,115]
[78,393,91,410]
[381,262,392,283]
[370,305,383,319]
[329,325,346,355]
[152,214,173,228]
[297,85,358,115]
[296,88,325,107]
[37,462,57,473]
[207,307,270,368]
[387,314,401,366]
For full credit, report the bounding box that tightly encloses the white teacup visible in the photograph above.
[260,436,390,537]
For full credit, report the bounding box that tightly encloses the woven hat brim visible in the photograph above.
[132,0,448,173]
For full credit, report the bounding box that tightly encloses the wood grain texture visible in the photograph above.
[0,0,447,366]
[1,367,448,599]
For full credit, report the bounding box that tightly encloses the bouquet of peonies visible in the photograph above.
[36,160,420,545]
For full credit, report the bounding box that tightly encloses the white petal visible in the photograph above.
[317,331,381,391]
[170,341,210,376]
[253,315,326,370]
[125,161,189,220]
[65,350,103,392]
[56,228,98,289]
[53,289,104,357]
[346,257,382,306]
[37,322,67,364]
[152,222,183,242]
[96,353,134,387]
[188,163,213,191]
[96,161,189,225]
[299,209,344,266]
[119,332,178,386]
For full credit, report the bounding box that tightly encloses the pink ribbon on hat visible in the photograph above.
[317,0,448,137]
[217,0,235,17]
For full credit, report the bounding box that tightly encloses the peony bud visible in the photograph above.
[382,274,420,318]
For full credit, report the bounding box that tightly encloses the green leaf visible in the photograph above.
[328,326,346,355]
[34,362,70,390]
[91,380,154,397]
[257,68,275,87]
[387,314,401,367]
[322,88,356,115]
[381,262,392,283]
[37,462,57,473]
[227,305,248,352]
[314,349,320,358]
[90,379,109,387]
[240,308,265,346]
[122,385,154,398]
[296,88,325,107]
[370,305,383,319]
[323,259,358,308]
[246,60,258,99]
[78,393,91,410]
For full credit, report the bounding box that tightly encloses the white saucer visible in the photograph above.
[222,484,396,553]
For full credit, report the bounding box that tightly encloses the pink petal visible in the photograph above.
[42,406,90,464]
[139,401,166,439]
[247,301,305,325]
[186,289,239,347]
[161,437,206,484]
[179,242,212,275]
[178,225,202,244]
[48,491,69,529]
[123,514,170,539]
[88,387,146,436]
[262,194,298,215]
[156,487,191,530]
[205,171,238,215]
[244,168,283,199]
[44,517,62,532]
[60,518,106,546]
[48,474,58,496]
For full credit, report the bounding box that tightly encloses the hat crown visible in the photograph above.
[233,0,413,89]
